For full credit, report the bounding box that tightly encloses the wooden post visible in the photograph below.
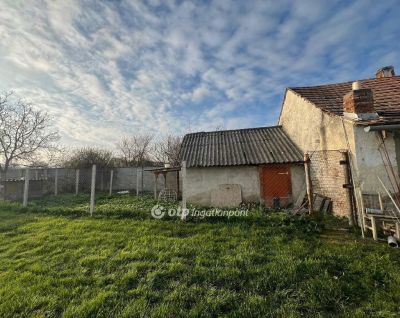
[90,164,96,216]
[154,173,158,199]
[181,161,187,220]
[342,152,355,226]
[23,168,29,207]
[378,192,384,212]
[396,222,400,240]
[378,192,385,230]
[75,169,79,195]
[304,153,313,214]
[136,168,140,196]
[371,215,378,241]
[358,188,366,238]
[54,168,58,196]
[109,170,114,195]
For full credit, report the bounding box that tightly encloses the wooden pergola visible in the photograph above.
[145,166,181,199]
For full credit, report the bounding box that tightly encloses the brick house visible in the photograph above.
[279,66,400,221]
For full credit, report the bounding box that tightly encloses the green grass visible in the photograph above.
[1,194,400,317]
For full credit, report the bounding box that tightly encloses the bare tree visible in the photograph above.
[116,134,153,166]
[0,92,59,173]
[152,135,182,166]
[63,147,114,169]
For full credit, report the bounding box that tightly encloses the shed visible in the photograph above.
[180,126,304,208]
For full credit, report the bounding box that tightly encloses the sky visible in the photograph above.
[0,0,400,148]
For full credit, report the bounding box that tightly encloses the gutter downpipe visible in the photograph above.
[364,124,400,132]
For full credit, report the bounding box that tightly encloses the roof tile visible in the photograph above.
[291,76,400,124]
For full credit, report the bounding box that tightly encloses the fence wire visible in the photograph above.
[0,166,181,211]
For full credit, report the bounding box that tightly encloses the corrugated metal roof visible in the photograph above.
[180,126,303,167]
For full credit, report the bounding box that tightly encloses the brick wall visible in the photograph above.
[343,89,374,114]
[309,150,352,217]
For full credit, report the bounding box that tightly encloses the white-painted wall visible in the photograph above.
[353,126,398,193]
[186,166,260,206]
[185,165,304,207]
[279,89,356,153]
[279,89,399,219]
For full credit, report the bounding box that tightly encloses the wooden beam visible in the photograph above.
[371,215,378,241]
[378,192,384,212]
[304,153,313,215]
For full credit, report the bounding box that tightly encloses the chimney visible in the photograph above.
[376,66,395,78]
[343,81,378,120]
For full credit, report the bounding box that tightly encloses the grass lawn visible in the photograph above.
[0,194,400,317]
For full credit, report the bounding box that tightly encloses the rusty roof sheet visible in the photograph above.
[180,126,303,167]
[290,76,400,125]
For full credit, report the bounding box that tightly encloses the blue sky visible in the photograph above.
[0,0,399,148]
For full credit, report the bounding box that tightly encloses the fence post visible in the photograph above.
[75,169,80,195]
[136,168,140,196]
[109,170,114,195]
[54,168,58,196]
[304,153,313,214]
[23,168,29,207]
[154,173,158,199]
[90,164,96,216]
[181,161,187,220]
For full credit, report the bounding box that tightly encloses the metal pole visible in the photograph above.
[90,164,96,216]
[54,168,58,196]
[109,170,114,195]
[75,169,80,196]
[23,168,29,207]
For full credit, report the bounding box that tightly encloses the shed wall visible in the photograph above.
[185,165,304,207]
[185,166,260,206]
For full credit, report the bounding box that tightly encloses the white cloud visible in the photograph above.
[0,0,399,150]
[191,85,210,102]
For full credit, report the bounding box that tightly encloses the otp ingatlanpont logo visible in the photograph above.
[151,205,165,219]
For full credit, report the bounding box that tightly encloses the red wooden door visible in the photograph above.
[260,165,292,207]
